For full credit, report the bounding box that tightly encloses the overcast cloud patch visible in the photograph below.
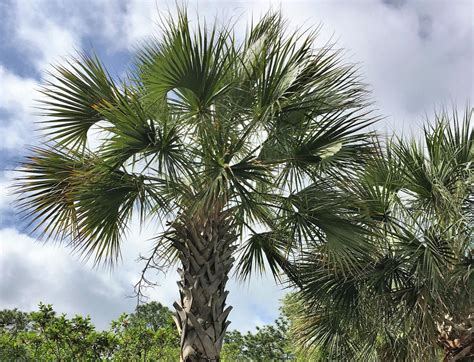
[382,0,407,9]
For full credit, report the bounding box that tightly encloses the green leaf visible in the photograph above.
[39,53,119,149]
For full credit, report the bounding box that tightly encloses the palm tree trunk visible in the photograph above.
[171,211,237,361]
[437,316,474,361]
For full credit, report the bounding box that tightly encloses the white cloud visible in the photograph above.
[0,66,38,114]
[0,66,40,149]
[0,171,15,213]
[122,1,160,49]
[0,224,156,329]
[0,124,26,150]
[11,1,80,73]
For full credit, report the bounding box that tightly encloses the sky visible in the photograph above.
[0,0,472,332]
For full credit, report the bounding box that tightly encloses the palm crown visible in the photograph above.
[290,108,473,360]
[15,10,376,360]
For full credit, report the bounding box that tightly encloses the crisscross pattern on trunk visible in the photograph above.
[171,211,237,361]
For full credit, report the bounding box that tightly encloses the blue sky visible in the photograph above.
[0,0,472,331]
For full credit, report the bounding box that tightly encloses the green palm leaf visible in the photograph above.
[39,54,119,149]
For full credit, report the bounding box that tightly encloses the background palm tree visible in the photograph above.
[288,107,473,361]
[15,9,376,361]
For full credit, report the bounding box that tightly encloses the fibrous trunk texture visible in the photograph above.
[171,211,237,362]
[437,316,474,361]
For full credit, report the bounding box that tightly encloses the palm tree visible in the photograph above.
[15,9,376,361]
[288,107,473,361]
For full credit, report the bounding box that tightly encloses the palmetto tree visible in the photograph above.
[15,10,376,361]
[289,107,473,361]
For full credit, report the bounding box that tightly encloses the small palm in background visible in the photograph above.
[15,9,376,360]
[288,108,473,361]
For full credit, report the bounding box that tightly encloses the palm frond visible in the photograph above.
[138,9,234,117]
[39,53,119,149]
[16,146,170,265]
[236,231,295,282]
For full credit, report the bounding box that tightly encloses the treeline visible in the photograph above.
[0,297,313,361]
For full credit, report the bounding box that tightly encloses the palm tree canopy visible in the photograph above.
[15,10,376,275]
[288,107,473,360]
